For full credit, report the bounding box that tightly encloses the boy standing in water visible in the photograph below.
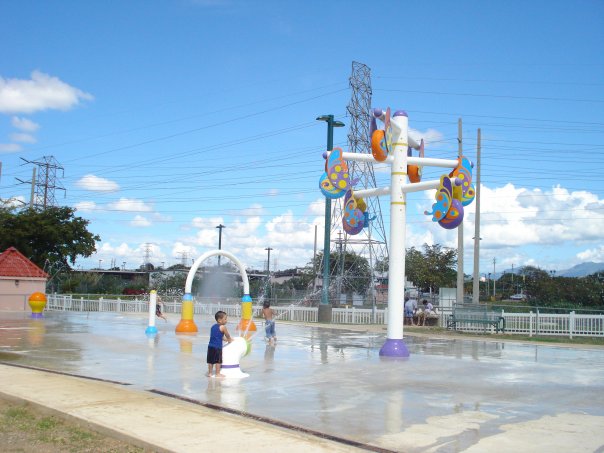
[207,311,233,377]
[262,301,276,344]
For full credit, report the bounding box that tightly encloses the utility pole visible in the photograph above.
[29,167,36,208]
[216,224,226,266]
[493,257,497,298]
[265,247,273,274]
[265,247,273,299]
[472,129,482,304]
[457,119,464,304]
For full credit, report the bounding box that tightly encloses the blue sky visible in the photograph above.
[1,0,603,277]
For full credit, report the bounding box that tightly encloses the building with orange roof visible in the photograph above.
[0,247,49,311]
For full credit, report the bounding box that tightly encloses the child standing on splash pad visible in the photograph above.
[262,301,277,344]
[207,311,233,377]
[155,296,168,322]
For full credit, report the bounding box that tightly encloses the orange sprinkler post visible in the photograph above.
[176,293,198,333]
[28,292,47,318]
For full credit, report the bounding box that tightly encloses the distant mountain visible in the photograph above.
[492,262,604,279]
[558,262,604,278]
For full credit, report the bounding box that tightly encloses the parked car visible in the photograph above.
[510,293,527,301]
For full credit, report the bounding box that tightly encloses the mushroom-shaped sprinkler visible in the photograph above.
[221,336,251,378]
[28,292,47,318]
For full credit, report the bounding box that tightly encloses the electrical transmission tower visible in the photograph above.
[17,156,66,210]
[329,62,389,299]
[143,243,153,267]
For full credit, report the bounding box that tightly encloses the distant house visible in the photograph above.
[0,247,49,311]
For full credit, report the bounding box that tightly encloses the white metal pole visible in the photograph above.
[145,290,158,335]
[380,111,409,357]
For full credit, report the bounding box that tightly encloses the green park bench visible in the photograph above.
[447,304,506,333]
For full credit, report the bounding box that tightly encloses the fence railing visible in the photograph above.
[46,295,604,338]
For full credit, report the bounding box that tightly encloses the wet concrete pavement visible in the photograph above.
[1,310,604,452]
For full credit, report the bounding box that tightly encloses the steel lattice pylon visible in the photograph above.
[17,156,66,210]
[329,62,389,300]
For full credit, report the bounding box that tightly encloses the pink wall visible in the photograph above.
[0,278,47,311]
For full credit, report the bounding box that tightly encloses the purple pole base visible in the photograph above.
[31,313,44,319]
[379,338,410,358]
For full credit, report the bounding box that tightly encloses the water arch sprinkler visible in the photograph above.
[175,249,257,334]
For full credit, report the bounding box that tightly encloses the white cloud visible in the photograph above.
[191,216,225,229]
[0,70,93,114]
[413,183,604,252]
[10,132,36,143]
[0,143,21,153]
[409,127,444,147]
[99,242,136,258]
[307,198,326,216]
[407,182,604,273]
[75,174,120,192]
[11,116,39,131]
[131,215,151,227]
[229,216,263,237]
[190,216,263,248]
[474,184,604,247]
[577,245,604,263]
[74,201,97,212]
[107,198,153,212]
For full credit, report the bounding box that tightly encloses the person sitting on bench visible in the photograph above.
[418,299,435,326]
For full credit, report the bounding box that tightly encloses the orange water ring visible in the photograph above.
[371,130,388,162]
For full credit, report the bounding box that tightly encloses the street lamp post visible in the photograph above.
[317,114,345,323]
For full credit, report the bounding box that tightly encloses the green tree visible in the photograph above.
[0,205,99,269]
[519,266,604,308]
[273,268,315,291]
[374,244,457,293]
[406,244,457,293]
[151,271,187,297]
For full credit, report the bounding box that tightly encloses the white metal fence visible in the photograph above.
[45,294,604,338]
